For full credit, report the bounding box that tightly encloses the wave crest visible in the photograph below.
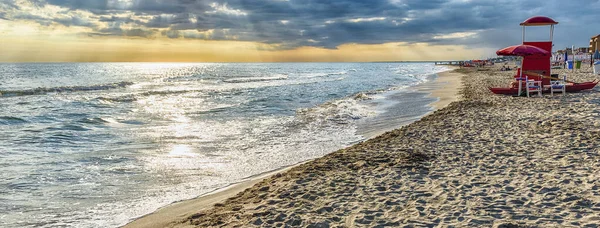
[302,71,348,78]
[0,116,28,125]
[223,74,288,83]
[296,93,375,125]
[0,81,134,97]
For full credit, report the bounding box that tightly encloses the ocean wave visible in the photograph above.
[0,116,28,125]
[395,69,409,74]
[188,105,237,115]
[296,94,376,125]
[100,75,348,100]
[163,75,201,82]
[222,74,288,83]
[77,117,110,125]
[0,81,134,97]
[97,95,138,103]
[352,92,375,100]
[394,71,438,86]
[302,71,348,78]
[139,90,198,96]
[47,124,90,132]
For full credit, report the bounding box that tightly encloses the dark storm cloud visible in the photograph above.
[43,0,193,13]
[91,27,157,38]
[2,0,600,50]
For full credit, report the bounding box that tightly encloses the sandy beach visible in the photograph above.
[124,69,463,228]
[127,65,600,227]
[6,5,600,227]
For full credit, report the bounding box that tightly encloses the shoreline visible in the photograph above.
[123,163,307,228]
[172,65,600,227]
[428,69,461,109]
[356,68,462,139]
[123,68,463,228]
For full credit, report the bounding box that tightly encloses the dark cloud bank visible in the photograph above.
[2,0,599,50]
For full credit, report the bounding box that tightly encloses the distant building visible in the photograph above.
[557,47,590,55]
[590,34,600,53]
[576,47,590,54]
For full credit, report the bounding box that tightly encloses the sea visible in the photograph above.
[0,62,449,227]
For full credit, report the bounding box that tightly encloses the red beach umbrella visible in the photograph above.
[496,44,550,57]
[496,44,550,96]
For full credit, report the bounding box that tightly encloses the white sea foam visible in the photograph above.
[301,71,348,78]
[297,94,377,125]
[222,74,288,83]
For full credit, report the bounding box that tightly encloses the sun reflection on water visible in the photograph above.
[168,144,197,158]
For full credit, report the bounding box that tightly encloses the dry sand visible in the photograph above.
[123,69,463,228]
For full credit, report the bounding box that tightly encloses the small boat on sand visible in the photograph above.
[489,80,598,95]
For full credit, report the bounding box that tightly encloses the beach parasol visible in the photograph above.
[496,44,550,96]
[496,45,550,57]
[594,50,600,60]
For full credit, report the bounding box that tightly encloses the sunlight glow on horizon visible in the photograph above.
[0,18,486,62]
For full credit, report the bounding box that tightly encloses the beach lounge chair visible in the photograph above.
[550,75,566,96]
[525,76,542,97]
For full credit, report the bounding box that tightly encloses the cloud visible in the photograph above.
[2,0,600,51]
[206,3,248,16]
[92,26,157,38]
[42,0,191,13]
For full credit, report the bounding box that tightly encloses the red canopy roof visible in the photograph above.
[520,16,558,26]
[496,45,550,57]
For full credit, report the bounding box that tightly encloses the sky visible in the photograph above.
[1,0,600,62]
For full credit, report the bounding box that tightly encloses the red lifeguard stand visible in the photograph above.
[518,16,558,86]
[490,16,598,95]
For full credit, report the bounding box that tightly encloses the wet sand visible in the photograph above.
[429,70,462,109]
[356,69,462,139]
[123,69,463,228]
[123,165,302,228]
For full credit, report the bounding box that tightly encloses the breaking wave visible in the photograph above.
[302,71,348,78]
[223,74,288,83]
[0,82,134,97]
[97,95,138,103]
[296,91,377,125]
